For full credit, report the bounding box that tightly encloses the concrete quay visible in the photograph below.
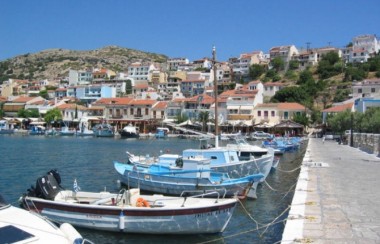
[282,137,380,243]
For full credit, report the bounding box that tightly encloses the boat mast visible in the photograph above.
[213,46,219,148]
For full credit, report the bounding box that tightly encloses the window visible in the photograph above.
[145,108,149,115]
[271,111,275,117]
[371,88,375,93]
[284,111,289,119]
[130,108,134,115]
[257,111,261,116]
[358,88,362,93]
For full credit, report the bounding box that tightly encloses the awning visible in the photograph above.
[227,106,240,110]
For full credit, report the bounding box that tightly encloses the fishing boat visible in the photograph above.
[59,122,76,136]
[119,124,139,138]
[222,137,279,169]
[45,128,59,136]
[125,146,272,199]
[155,127,169,139]
[29,125,46,135]
[76,117,94,137]
[20,170,238,234]
[0,120,15,134]
[114,154,263,199]
[0,193,88,244]
[92,123,114,137]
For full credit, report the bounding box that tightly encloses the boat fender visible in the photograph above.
[119,211,125,231]
[136,197,150,207]
[60,223,83,244]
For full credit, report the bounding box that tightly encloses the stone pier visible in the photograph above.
[282,137,380,243]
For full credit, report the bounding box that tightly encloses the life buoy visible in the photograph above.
[136,197,150,207]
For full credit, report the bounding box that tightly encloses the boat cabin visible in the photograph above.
[182,148,241,166]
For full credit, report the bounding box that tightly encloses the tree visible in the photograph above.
[270,57,285,72]
[125,80,132,94]
[297,70,314,85]
[293,112,309,127]
[17,108,40,118]
[39,90,49,99]
[44,108,62,126]
[288,60,299,70]
[249,64,266,80]
[270,86,311,105]
[326,110,352,135]
[175,112,188,124]
[198,111,210,132]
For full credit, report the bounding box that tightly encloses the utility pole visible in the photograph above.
[212,46,219,147]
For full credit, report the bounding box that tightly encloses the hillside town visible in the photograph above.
[1,34,380,135]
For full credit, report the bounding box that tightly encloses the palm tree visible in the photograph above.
[198,111,210,132]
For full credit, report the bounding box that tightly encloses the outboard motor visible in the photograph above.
[34,169,63,200]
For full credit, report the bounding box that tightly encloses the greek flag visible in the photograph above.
[73,179,81,193]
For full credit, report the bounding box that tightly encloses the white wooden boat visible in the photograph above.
[0,193,88,243]
[20,170,238,234]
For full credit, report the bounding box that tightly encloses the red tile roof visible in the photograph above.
[56,104,87,110]
[94,97,133,105]
[153,101,167,110]
[12,96,35,103]
[278,102,306,110]
[323,103,353,113]
[129,99,156,106]
[186,94,215,104]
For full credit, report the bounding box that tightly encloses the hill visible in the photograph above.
[0,46,168,81]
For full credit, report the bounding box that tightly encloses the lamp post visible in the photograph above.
[350,112,354,147]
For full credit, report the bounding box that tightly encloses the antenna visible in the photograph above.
[306,42,311,52]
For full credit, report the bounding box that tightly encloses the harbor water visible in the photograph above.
[0,135,306,243]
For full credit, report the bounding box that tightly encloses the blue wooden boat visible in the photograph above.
[92,123,114,137]
[155,127,169,139]
[29,125,45,135]
[114,154,264,199]
[0,120,15,134]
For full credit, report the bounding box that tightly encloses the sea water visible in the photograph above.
[0,135,306,243]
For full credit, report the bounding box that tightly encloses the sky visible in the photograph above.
[1,0,379,62]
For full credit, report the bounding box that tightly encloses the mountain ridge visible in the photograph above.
[0,45,168,81]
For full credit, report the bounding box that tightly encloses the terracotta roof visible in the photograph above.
[323,103,353,112]
[0,96,7,102]
[134,84,149,89]
[153,101,167,110]
[129,99,156,106]
[12,96,35,103]
[55,88,67,91]
[94,97,133,105]
[186,94,215,104]
[56,104,87,110]
[278,102,306,110]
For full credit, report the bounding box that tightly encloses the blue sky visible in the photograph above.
[1,0,379,62]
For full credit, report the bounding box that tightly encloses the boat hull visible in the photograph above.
[21,196,237,234]
[119,131,139,139]
[115,163,254,199]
